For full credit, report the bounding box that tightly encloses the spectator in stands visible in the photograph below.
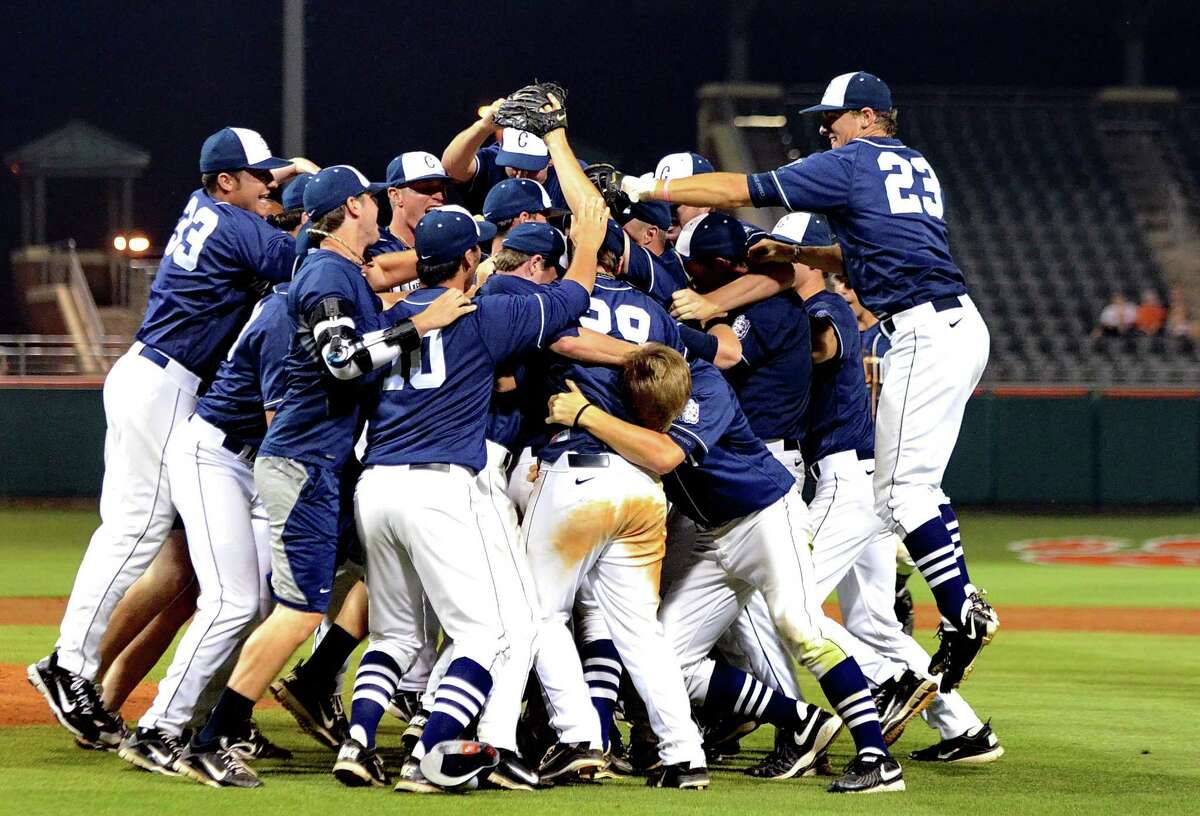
[1166,286,1196,339]
[1094,292,1136,337]
[1134,288,1167,335]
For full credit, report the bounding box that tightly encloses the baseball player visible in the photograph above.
[370,151,450,257]
[545,351,904,793]
[655,152,715,241]
[630,71,998,689]
[343,121,606,795]
[175,165,473,788]
[28,127,314,750]
[118,279,293,775]
[481,178,565,251]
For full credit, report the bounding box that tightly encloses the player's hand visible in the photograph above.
[570,196,608,256]
[746,238,799,266]
[545,379,591,427]
[671,289,725,324]
[411,287,476,334]
[495,375,518,393]
[620,172,657,204]
[474,256,496,288]
[526,461,540,483]
[289,157,321,175]
[479,97,506,126]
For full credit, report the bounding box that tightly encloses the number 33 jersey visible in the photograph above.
[136,188,296,383]
[746,138,966,318]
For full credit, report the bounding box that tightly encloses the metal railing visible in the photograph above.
[0,335,129,376]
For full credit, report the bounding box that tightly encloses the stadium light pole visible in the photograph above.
[282,0,305,157]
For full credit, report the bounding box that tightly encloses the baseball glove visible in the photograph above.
[584,162,633,219]
[493,81,568,137]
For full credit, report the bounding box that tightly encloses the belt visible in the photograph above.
[138,345,170,369]
[191,415,256,462]
[881,295,962,335]
[219,434,256,461]
[567,453,610,468]
[411,463,451,472]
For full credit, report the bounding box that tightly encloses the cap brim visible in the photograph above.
[388,173,452,188]
[496,150,550,172]
[767,231,804,246]
[246,156,293,170]
[798,103,849,114]
[476,220,499,242]
[363,182,389,194]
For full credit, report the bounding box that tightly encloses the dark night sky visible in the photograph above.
[1,0,1198,320]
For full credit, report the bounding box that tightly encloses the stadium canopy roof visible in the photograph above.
[5,120,149,179]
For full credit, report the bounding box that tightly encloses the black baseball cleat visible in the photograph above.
[894,581,915,637]
[930,593,999,691]
[387,689,422,723]
[118,727,185,776]
[702,717,758,761]
[746,708,843,779]
[538,742,606,782]
[393,757,442,794]
[333,738,391,787]
[483,748,541,790]
[220,721,293,760]
[647,762,710,789]
[628,720,662,773]
[873,669,939,746]
[398,709,429,759]
[828,751,905,794]
[27,652,125,750]
[269,662,348,750]
[910,721,1004,764]
[176,743,262,788]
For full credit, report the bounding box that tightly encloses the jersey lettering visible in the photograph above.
[384,329,446,391]
[578,297,652,343]
[877,151,944,219]
[163,196,220,271]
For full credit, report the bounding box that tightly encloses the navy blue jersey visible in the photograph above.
[259,250,384,468]
[461,143,572,214]
[540,279,685,462]
[623,245,688,310]
[718,291,812,442]
[137,189,295,382]
[803,291,875,464]
[664,360,794,526]
[195,284,291,448]
[861,320,891,359]
[363,280,590,473]
[747,139,966,317]
[365,225,409,260]
[479,273,549,454]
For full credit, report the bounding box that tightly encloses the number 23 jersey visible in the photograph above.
[746,137,966,318]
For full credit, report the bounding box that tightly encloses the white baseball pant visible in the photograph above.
[139,414,271,735]
[524,452,705,768]
[55,343,199,678]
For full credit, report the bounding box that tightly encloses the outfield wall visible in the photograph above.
[2,381,1198,506]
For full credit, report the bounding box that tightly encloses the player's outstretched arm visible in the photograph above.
[441,98,505,183]
[271,157,321,185]
[748,239,844,275]
[622,171,752,210]
[363,249,418,291]
[550,328,638,365]
[546,380,684,475]
[544,129,603,216]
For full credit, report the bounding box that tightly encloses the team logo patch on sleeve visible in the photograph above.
[681,398,700,424]
[732,314,751,339]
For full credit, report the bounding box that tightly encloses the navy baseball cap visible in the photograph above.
[770,212,832,246]
[385,151,451,188]
[303,165,388,220]
[600,218,626,257]
[416,205,498,264]
[483,178,564,223]
[496,128,550,172]
[199,127,290,173]
[675,212,747,261]
[655,152,715,180]
[503,223,568,271]
[281,173,314,211]
[623,200,672,230]
[800,71,892,113]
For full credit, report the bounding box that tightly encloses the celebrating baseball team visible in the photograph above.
[26,71,1003,796]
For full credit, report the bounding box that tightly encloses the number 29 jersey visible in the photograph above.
[137,188,295,383]
[746,137,966,318]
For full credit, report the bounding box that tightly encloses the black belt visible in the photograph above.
[881,295,962,334]
[567,453,610,468]
[220,434,256,460]
[139,345,170,369]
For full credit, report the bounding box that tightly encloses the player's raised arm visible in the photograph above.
[441,98,505,182]
[560,196,607,294]
[622,172,752,210]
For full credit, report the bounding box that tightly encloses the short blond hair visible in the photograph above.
[621,343,692,432]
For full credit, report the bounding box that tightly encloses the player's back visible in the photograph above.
[365,279,588,473]
[540,278,683,461]
[137,188,295,382]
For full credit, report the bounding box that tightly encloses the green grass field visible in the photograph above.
[2,508,1199,815]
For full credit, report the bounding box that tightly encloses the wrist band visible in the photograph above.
[661,179,671,203]
[572,403,592,429]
